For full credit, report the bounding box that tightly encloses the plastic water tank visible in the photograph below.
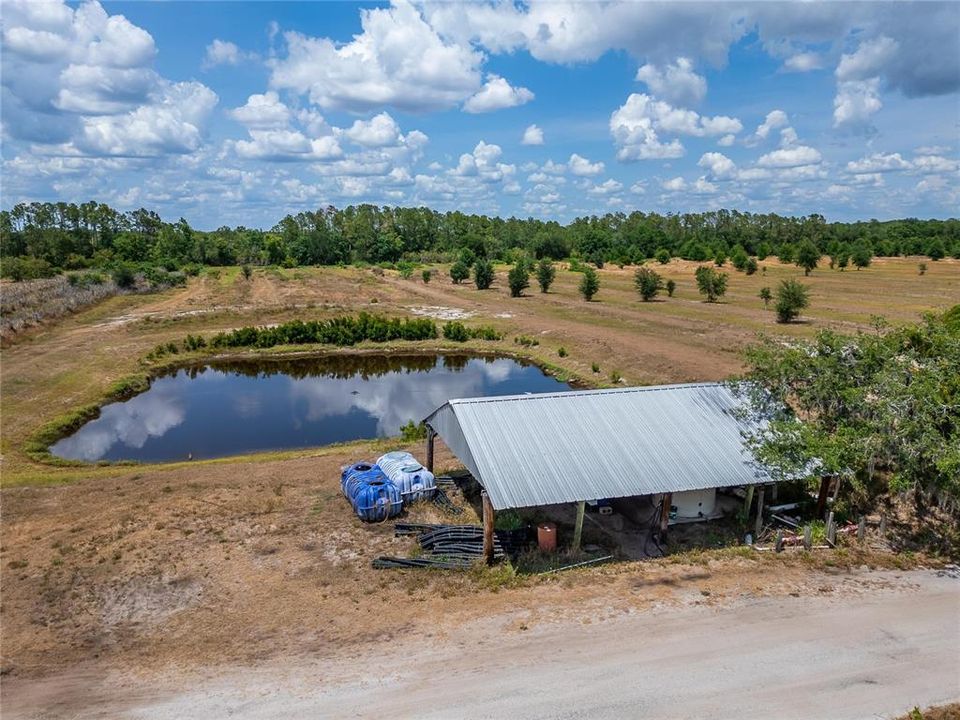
[376,451,437,503]
[340,462,402,522]
[672,488,717,518]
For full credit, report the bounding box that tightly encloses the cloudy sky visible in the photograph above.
[2,1,958,229]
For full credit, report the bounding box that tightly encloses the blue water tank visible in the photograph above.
[341,462,402,522]
[376,451,437,503]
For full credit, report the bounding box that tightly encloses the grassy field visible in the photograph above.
[0,256,956,681]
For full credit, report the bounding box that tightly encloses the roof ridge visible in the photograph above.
[446,381,728,407]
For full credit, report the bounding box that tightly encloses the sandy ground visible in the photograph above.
[2,259,958,718]
[3,568,957,719]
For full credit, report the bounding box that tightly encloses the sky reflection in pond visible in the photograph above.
[50,354,571,462]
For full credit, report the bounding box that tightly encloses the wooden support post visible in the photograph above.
[815,475,832,519]
[425,428,435,473]
[482,490,495,566]
[754,485,766,539]
[803,525,812,550]
[659,493,672,540]
[831,476,842,502]
[743,485,755,518]
[775,530,784,553]
[771,483,779,503]
[857,515,866,543]
[572,500,585,552]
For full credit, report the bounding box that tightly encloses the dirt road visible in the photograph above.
[5,569,958,719]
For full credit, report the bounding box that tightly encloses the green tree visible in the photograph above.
[536,258,556,293]
[731,246,749,271]
[241,264,252,280]
[695,265,728,302]
[450,260,469,284]
[759,286,772,308]
[507,263,530,297]
[422,269,432,284]
[737,310,960,515]
[112,264,136,288]
[654,248,671,265]
[775,279,810,323]
[927,238,946,260]
[666,279,676,297]
[633,266,662,301]
[714,249,727,267]
[852,243,872,269]
[744,257,758,275]
[474,258,494,290]
[796,241,820,276]
[578,266,599,301]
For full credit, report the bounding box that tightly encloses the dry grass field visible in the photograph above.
[1,257,957,696]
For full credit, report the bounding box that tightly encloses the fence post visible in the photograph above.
[754,486,766,540]
[775,530,784,553]
[857,515,866,543]
[803,525,812,550]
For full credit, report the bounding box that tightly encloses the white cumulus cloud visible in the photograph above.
[635,57,706,106]
[568,153,604,176]
[521,124,544,145]
[463,74,534,113]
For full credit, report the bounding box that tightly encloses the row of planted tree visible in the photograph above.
[2,201,957,281]
[445,254,812,324]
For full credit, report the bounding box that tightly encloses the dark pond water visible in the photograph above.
[50,354,571,463]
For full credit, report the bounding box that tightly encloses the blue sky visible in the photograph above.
[2,1,958,229]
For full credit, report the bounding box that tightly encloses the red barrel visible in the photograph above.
[537,522,557,552]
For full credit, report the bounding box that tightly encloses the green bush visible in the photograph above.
[508,264,530,297]
[422,269,432,284]
[633,266,662,301]
[442,321,502,342]
[399,420,428,441]
[474,258,494,289]
[515,335,539,347]
[450,260,469,284]
[655,248,671,265]
[558,347,568,358]
[666,279,676,297]
[592,362,600,373]
[241,264,253,280]
[695,265,728,302]
[536,258,556,293]
[206,313,439,350]
[112,264,136,289]
[578,266,599,301]
[744,257,758,275]
[1,256,55,281]
[759,286,772,308]
[775,279,810,323]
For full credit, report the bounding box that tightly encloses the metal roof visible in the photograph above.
[424,382,773,511]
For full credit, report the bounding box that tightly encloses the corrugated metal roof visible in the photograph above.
[424,382,773,511]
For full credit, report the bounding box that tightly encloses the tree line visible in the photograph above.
[2,201,957,280]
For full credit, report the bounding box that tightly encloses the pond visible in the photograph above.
[50,354,572,463]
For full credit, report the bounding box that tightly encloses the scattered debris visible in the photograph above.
[407,306,474,320]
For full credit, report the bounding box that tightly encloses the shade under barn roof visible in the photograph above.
[424,382,773,511]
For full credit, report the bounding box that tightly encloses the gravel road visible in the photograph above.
[6,569,959,719]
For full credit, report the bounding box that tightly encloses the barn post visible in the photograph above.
[815,475,832,519]
[425,427,435,473]
[754,485,766,539]
[659,492,673,540]
[743,485,755,519]
[572,501,586,552]
[482,490,495,566]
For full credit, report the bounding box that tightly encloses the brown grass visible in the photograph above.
[1,258,956,680]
